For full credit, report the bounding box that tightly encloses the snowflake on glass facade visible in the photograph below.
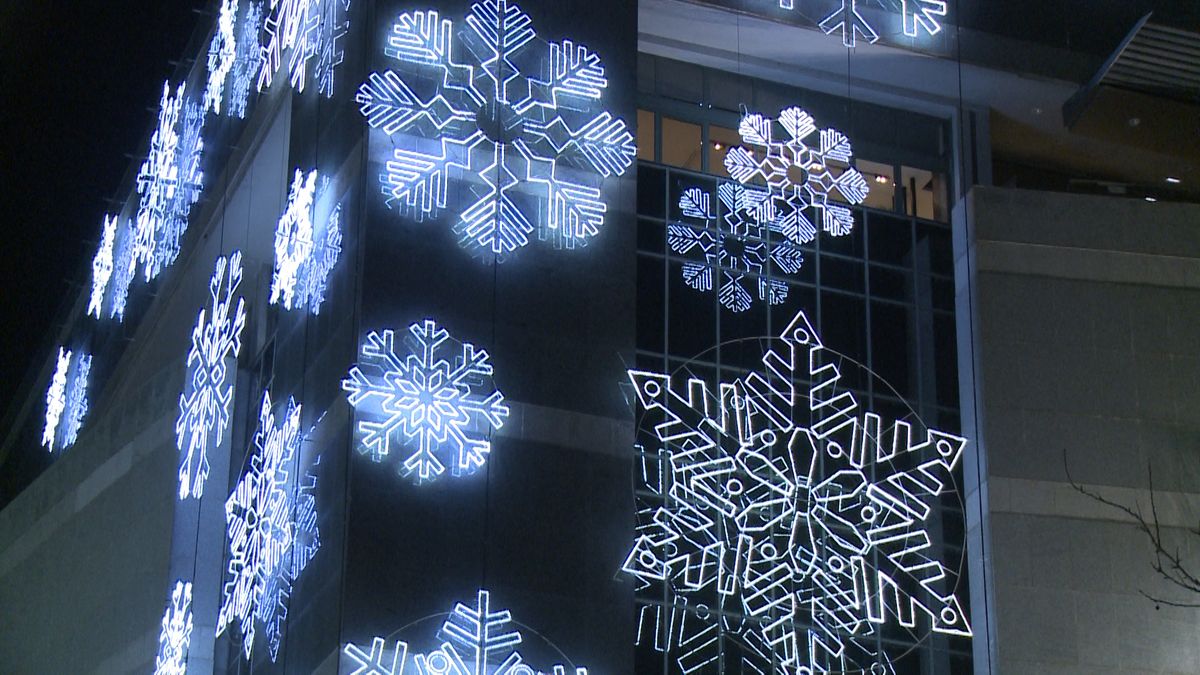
[218,392,316,660]
[624,309,972,674]
[109,218,138,321]
[41,348,71,451]
[135,81,205,281]
[154,580,193,675]
[176,252,248,500]
[343,320,509,484]
[270,169,344,315]
[343,590,589,675]
[668,184,803,313]
[258,456,322,661]
[355,0,636,258]
[229,1,265,118]
[88,215,118,319]
[724,107,869,246]
[61,353,92,450]
[205,0,239,114]
[259,0,351,96]
[819,0,879,48]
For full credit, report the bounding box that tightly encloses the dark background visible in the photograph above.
[0,3,205,417]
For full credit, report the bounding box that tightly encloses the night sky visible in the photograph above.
[0,3,204,417]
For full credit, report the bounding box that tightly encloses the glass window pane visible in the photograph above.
[707,125,742,178]
[858,158,896,212]
[637,109,655,162]
[900,165,949,221]
[661,117,702,171]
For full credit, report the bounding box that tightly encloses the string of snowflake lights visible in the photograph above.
[623,309,972,674]
[217,391,321,661]
[176,252,247,500]
[153,580,194,675]
[342,320,509,484]
[343,590,589,675]
[41,348,92,452]
[259,0,351,97]
[270,169,343,314]
[355,0,636,258]
[724,106,870,245]
[668,184,804,312]
[205,0,239,114]
[88,215,117,319]
[135,81,205,282]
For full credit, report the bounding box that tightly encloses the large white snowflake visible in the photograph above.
[217,392,315,660]
[41,348,71,451]
[176,252,248,500]
[258,455,322,661]
[229,1,265,118]
[623,309,972,674]
[259,0,351,96]
[135,81,205,281]
[88,215,117,319]
[343,590,589,675]
[342,320,509,484]
[153,580,193,675]
[270,169,343,314]
[724,107,869,246]
[668,184,803,313]
[355,0,636,258]
[205,0,239,114]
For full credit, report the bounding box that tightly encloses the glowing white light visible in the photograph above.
[355,0,636,258]
[229,1,264,118]
[271,169,318,310]
[342,320,509,484]
[41,348,71,451]
[668,183,803,312]
[61,353,92,450]
[903,0,947,37]
[218,391,320,661]
[109,219,138,321]
[299,201,342,314]
[819,0,879,48]
[205,0,239,113]
[259,0,350,97]
[135,81,205,281]
[343,590,589,675]
[779,0,793,8]
[153,580,194,675]
[88,215,118,319]
[725,107,870,243]
[176,252,247,500]
[624,309,972,673]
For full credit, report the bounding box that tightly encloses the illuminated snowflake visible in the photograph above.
[135,81,205,281]
[154,580,193,675]
[229,1,264,118]
[176,252,248,500]
[343,590,589,675]
[725,107,869,245]
[298,201,342,314]
[258,456,322,661]
[41,348,71,451]
[271,169,343,315]
[355,0,636,258]
[217,392,309,660]
[624,309,972,674]
[342,320,509,484]
[205,0,239,113]
[259,0,350,96]
[109,218,138,321]
[61,353,92,450]
[88,215,117,319]
[903,0,948,37]
[819,0,879,48]
[668,184,803,312]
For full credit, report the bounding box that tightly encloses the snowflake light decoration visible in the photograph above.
[154,580,194,675]
[229,1,265,118]
[259,0,351,96]
[135,81,205,281]
[217,392,320,661]
[819,0,879,48]
[355,0,636,258]
[61,353,92,450]
[270,169,344,314]
[903,0,948,37]
[88,215,118,319]
[109,218,138,321]
[205,0,239,114]
[623,309,972,674]
[668,184,803,312]
[342,320,509,484]
[176,252,248,500]
[343,590,589,675]
[41,348,71,451]
[725,106,870,246]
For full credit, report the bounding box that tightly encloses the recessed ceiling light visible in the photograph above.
[1166,177,1181,184]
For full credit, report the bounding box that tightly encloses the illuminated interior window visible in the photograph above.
[900,165,948,221]
[858,158,896,211]
[637,108,655,162]
[660,116,702,171]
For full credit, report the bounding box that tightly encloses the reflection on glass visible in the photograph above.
[661,117,702,171]
[637,109,655,162]
[859,158,896,211]
[707,124,742,177]
[901,165,948,221]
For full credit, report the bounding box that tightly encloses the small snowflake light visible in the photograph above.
[109,219,138,321]
[356,0,636,258]
[259,0,351,96]
[176,252,248,500]
[342,320,509,484]
[229,1,265,118]
[217,392,309,660]
[41,348,71,451]
[668,183,803,312]
[343,590,589,675]
[153,580,193,675]
[135,81,205,281]
[205,0,239,114]
[725,106,870,245]
[624,309,972,674]
[88,215,118,319]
